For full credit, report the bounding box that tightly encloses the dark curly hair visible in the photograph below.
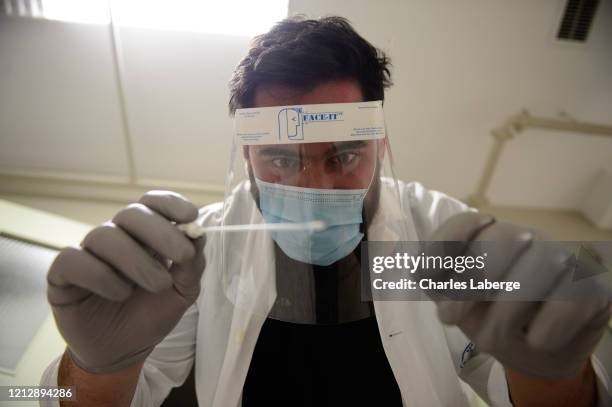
[228,16,392,114]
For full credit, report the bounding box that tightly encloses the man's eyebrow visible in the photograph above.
[326,140,369,155]
[256,147,300,157]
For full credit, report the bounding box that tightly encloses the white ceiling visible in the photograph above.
[1,0,611,209]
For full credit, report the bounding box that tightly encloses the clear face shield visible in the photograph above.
[221,101,409,325]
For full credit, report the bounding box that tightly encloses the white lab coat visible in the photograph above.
[41,180,612,407]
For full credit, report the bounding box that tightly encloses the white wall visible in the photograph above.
[1,0,611,210]
[115,26,247,184]
[289,0,612,207]
[0,18,129,175]
[0,16,249,185]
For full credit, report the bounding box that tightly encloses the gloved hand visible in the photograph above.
[427,212,611,379]
[47,191,206,374]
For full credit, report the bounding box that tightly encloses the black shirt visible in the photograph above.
[242,316,403,406]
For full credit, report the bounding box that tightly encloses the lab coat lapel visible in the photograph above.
[211,305,268,406]
[368,182,469,406]
[207,183,277,406]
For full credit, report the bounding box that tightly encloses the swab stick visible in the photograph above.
[177,220,326,239]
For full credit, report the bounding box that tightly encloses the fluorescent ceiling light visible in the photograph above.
[39,0,288,36]
[111,0,288,36]
[42,0,110,24]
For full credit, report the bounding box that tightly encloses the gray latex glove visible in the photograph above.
[427,212,611,379]
[47,191,206,374]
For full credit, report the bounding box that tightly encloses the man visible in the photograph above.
[42,16,611,406]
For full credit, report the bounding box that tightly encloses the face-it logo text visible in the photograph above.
[278,108,343,141]
[302,112,343,122]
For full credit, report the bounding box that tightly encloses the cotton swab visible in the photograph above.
[177,220,326,239]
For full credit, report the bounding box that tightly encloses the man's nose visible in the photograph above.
[297,162,335,189]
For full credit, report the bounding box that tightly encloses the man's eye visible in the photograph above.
[330,152,358,167]
[271,157,299,169]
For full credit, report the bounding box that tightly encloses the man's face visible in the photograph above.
[246,80,381,190]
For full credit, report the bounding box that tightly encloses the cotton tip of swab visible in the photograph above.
[177,222,206,239]
[307,220,326,231]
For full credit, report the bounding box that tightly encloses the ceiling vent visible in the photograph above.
[557,0,600,42]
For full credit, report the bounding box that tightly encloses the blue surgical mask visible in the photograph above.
[255,178,367,266]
